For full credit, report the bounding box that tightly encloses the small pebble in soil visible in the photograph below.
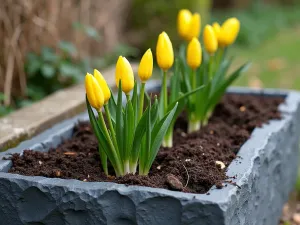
[166,174,183,191]
[215,161,226,169]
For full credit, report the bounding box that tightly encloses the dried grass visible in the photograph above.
[0,0,131,106]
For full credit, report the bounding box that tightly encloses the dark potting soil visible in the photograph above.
[7,94,284,194]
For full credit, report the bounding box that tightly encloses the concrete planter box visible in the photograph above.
[1,83,300,225]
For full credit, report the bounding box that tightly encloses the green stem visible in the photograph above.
[104,104,119,154]
[138,82,146,120]
[126,94,130,102]
[188,112,201,133]
[162,127,173,148]
[192,69,197,90]
[216,48,224,68]
[188,120,201,133]
[208,56,214,80]
[162,70,168,114]
[98,112,123,176]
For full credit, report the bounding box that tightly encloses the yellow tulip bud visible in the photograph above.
[187,37,202,70]
[93,69,111,104]
[185,13,201,41]
[177,9,192,41]
[156,32,174,71]
[85,73,104,111]
[219,17,240,47]
[115,56,134,94]
[212,22,221,41]
[138,49,153,83]
[203,25,218,55]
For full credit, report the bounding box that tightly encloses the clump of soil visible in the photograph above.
[7,94,284,194]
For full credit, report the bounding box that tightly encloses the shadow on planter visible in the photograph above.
[0,80,300,225]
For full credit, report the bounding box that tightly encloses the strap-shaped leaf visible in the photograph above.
[116,81,124,158]
[86,97,119,170]
[130,106,150,164]
[147,102,178,170]
[167,84,205,113]
[170,59,181,103]
[150,97,159,130]
[124,100,135,160]
[142,100,151,173]
[210,58,233,96]
[107,88,117,123]
[206,62,251,112]
[131,81,138,126]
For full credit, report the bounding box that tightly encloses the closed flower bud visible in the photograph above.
[138,49,153,83]
[203,25,218,55]
[212,22,221,41]
[115,56,134,94]
[187,37,202,70]
[219,17,240,47]
[156,32,174,71]
[94,69,111,104]
[177,9,192,41]
[185,13,201,41]
[85,73,104,111]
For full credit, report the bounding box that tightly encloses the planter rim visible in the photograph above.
[1,80,300,207]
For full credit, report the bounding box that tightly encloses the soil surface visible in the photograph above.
[7,94,284,194]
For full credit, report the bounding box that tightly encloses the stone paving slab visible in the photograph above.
[0,64,138,151]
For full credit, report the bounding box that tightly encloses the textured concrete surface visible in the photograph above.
[0,64,138,151]
[0,83,300,225]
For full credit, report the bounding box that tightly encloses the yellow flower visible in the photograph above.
[212,22,221,41]
[177,9,192,41]
[94,69,111,104]
[115,56,134,94]
[187,37,202,70]
[185,13,201,41]
[85,73,104,111]
[219,17,240,47]
[138,49,153,83]
[156,32,174,71]
[203,25,218,55]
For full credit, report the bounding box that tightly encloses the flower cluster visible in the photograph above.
[85,9,249,176]
[176,9,249,133]
[85,50,177,176]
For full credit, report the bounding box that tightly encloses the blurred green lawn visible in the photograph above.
[232,25,300,89]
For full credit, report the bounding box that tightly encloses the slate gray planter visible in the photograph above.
[1,82,300,225]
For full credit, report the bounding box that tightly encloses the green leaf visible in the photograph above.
[58,41,77,56]
[131,82,138,126]
[41,47,58,63]
[207,62,251,112]
[170,59,181,103]
[116,81,124,158]
[41,64,56,78]
[147,103,178,170]
[86,96,118,172]
[210,58,233,96]
[141,100,152,174]
[84,26,101,41]
[59,62,81,78]
[25,53,42,77]
[131,106,150,163]
[107,89,117,123]
[124,100,135,160]
[150,97,159,130]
